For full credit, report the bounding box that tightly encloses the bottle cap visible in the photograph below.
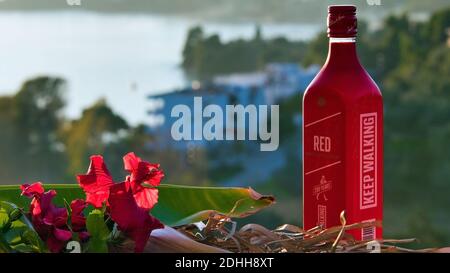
[327,5,357,38]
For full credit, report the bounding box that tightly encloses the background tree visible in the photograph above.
[61,99,128,178]
[12,77,66,182]
[0,97,17,182]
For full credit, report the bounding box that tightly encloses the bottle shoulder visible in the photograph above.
[304,63,381,101]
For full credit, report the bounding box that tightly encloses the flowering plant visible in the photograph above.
[20,152,164,253]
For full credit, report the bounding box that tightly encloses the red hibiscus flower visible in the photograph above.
[21,182,72,253]
[21,182,44,198]
[78,153,164,211]
[108,182,164,252]
[77,155,114,208]
[76,153,165,252]
[42,207,72,253]
[70,199,89,241]
[123,152,164,210]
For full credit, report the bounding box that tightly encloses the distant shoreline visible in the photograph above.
[0,6,440,27]
[0,8,320,24]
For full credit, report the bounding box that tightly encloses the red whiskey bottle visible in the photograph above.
[303,5,383,240]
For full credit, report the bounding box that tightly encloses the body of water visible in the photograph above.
[0,11,320,125]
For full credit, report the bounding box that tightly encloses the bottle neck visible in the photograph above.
[325,37,360,67]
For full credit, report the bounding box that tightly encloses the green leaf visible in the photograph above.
[21,230,44,251]
[0,235,12,253]
[0,201,46,253]
[0,208,10,232]
[63,198,72,229]
[86,209,110,253]
[10,243,39,253]
[0,184,275,227]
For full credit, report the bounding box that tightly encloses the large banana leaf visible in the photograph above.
[153,184,275,226]
[0,184,275,226]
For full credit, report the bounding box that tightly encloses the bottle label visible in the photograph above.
[303,95,345,229]
[360,112,378,210]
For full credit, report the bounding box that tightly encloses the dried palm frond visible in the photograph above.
[176,211,449,253]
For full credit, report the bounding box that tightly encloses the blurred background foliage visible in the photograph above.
[0,1,449,247]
